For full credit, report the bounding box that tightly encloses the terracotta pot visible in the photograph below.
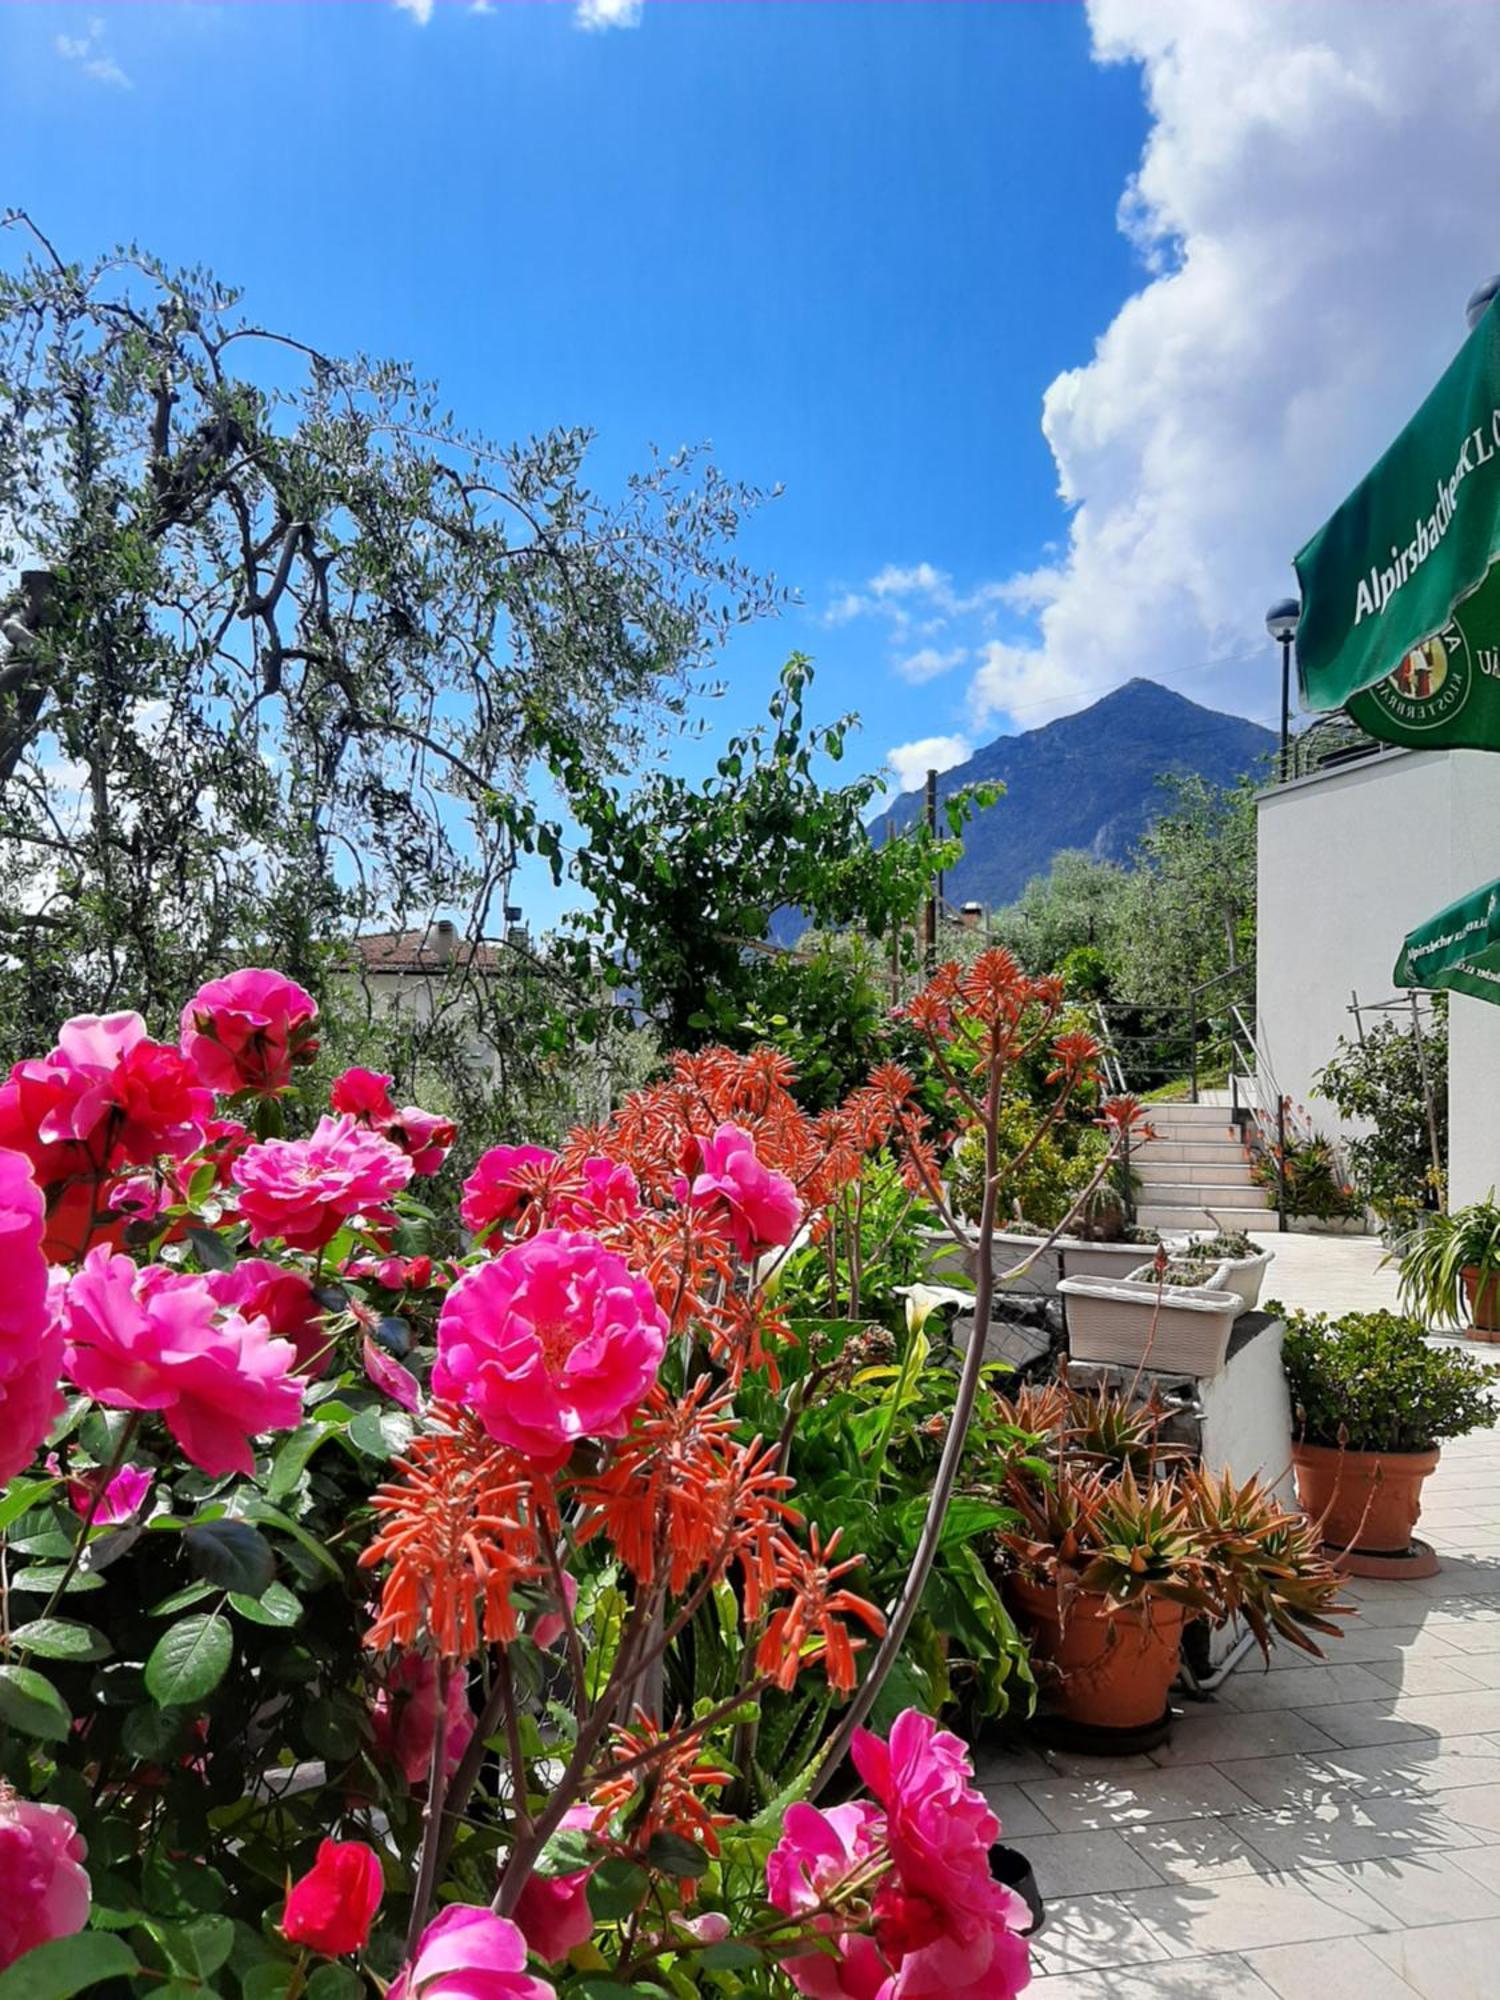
[1463,1266,1500,1336]
[1291,1439,1439,1555]
[1009,1577,1186,1731]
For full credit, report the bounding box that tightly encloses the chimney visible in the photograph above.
[960,902,985,932]
[432,919,456,965]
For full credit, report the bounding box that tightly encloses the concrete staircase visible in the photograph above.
[1133,1100,1273,1235]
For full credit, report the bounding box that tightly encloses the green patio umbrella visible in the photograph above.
[1295,294,1500,748]
[1396,876,1500,1003]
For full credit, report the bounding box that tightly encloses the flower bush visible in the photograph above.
[0,958,1129,1997]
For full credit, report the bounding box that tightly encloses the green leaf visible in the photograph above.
[123,1705,185,1762]
[149,1581,216,1617]
[585,1859,648,1922]
[535,1826,594,1878]
[698,1943,762,1970]
[0,1934,139,2000]
[241,1968,294,2000]
[266,1424,335,1503]
[228,1581,301,1627]
[643,1830,711,1879]
[241,1500,341,1578]
[158,1915,235,1980]
[0,1477,57,1534]
[186,1224,237,1274]
[143,1850,227,1916]
[305,1967,363,2000]
[301,1698,362,1763]
[183,1520,276,1596]
[10,1619,112,1662]
[145,1613,233,1707]
[9,1566,103,1596]
[0,1663,71,1741]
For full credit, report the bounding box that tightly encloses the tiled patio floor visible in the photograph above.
[978,1233,1500,1998]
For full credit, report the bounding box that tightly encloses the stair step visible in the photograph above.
[1136,1178,1265,1204]
[1142,1101,1239,1121]
[1137,1160,1256,1188]
[1137,1140,1254,1165]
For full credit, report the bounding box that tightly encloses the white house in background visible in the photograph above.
[350,921,505,1074]
[1256,744,1500,1207]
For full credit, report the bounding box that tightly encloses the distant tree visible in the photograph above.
[1111,775,1258,1007]
[554,656,983,1051]
[989,849,1129,979]
[0,215,778,1061]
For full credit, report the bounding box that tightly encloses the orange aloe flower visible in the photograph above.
[588,1711,734,1875]
[756,1526,887,1695]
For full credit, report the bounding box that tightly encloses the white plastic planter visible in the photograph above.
[1058,1273,1246,1377]
[1161,1238,1274,1310]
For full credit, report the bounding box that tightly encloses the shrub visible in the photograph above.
[1250,1134,1362,1221]
[950,1100,1108,1230]
[1278,1304,1499,1454]
[1316,1007,1447,1226]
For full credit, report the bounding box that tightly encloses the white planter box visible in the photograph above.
[1164,1239,1274,1309]
[1058,1274,1247,1377]
[922,1226,1163,1299]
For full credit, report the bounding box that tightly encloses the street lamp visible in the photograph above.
[1265,597,1300,780]
[1466,276,1500,332]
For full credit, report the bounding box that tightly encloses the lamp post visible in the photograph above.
[1465,276,1500,332]
[1265,597,1300,780]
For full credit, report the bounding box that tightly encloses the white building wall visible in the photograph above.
[1256,747,1500,1206]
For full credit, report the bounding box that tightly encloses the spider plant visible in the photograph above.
[1396,1193,1500,1328]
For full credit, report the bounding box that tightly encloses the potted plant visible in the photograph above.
[994,1385,1348,1738]
[1057,1256,1245,1375]
[1396,1193,1500,1338]
[1174,1226,1275,1309]
[1280,1304,1499,1574]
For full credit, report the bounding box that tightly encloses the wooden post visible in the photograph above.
[923,769,938,974]
[1409,993,1445,1209]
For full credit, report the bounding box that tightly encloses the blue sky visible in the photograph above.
[6,2,1500,925]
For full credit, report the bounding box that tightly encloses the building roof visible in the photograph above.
[351,927,502,975]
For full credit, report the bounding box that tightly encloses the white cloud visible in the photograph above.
[395,0,435,21]
[55,17,131,87]
[896,645,968,686]
[576,0,642,30]
[966,0,1500,733]
[885,735,973,793]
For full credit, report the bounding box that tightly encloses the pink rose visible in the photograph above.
[363,1334,420,1414]
[206,1260,330,1375]
[61,1249,304,1477]
[554,1156,642,1229]
[852,1710,1030,2000]
[0,1793,91,1970]
[282,1840,384,1957]
[530,1570,578,1652]
[512,1807,595,1964]
[0,1149,64,1482]
[767,1800,890,2000]
[685,1124,801,1259]
[180,968,319,1097]
[390,1906,556,2000]
[48,1456,153,1527]
[459,1145,557,1236]
[434,1230,667,1465]
[385,1106,457,1177]
[235,1116,413,1253]
[330,1068,398,1122]
[370,1655,474,1786]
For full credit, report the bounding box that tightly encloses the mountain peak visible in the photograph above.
[877,679,1275,910]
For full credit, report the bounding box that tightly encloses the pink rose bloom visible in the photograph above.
[434,1229,667,1465]
[385,1106,457,1177]
[530,1570,578,1652]
[554,1156,642,1229]
[389,1905,556,2000]
[0,1149,64,1482]
[235,1115,413,1253]
[330,1067,398,1122]
[852,1711,1030,2000]
[62,1248,304,1477]
[180,968,319,1097]
[460,1145,557,1236]
[47,1456,154,1526]
[363,1334,420,1414]
[206,1260,330,1374]
[0,1013,212,1179]
[767,1801,889,2000]
[282,1839,384,1958]
[685,1124,801,1259]
[370,1655,474,1786]
[0,1792,91,1970]
[512,1808,595,1965]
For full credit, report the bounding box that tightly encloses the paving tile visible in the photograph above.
[1020,1764,1259,1832]
[1223,1662,1396,1711]
[1029,1955,1279,1998]
[971,1740,1053,1786]
[1119,1814,1273,1884]
[1312,1688,1500,1749]
[1362,1654,1484,1695]
[1314,1851,1500,1929]
[1247,1935,1421,2000]
[1027,1891,1173,1976]
[1426,1781,1500,1838]
[1264,1625,1453,1670]
[1118,1866,1380,1958]
[1235,1793,1482,1871]
[1020,1828,1167,1898]
[1216,1754,1367,1814]
[1363,1915,1500,1999]
[1150,1706,1341,1765]
[978,1780,1057,1836]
